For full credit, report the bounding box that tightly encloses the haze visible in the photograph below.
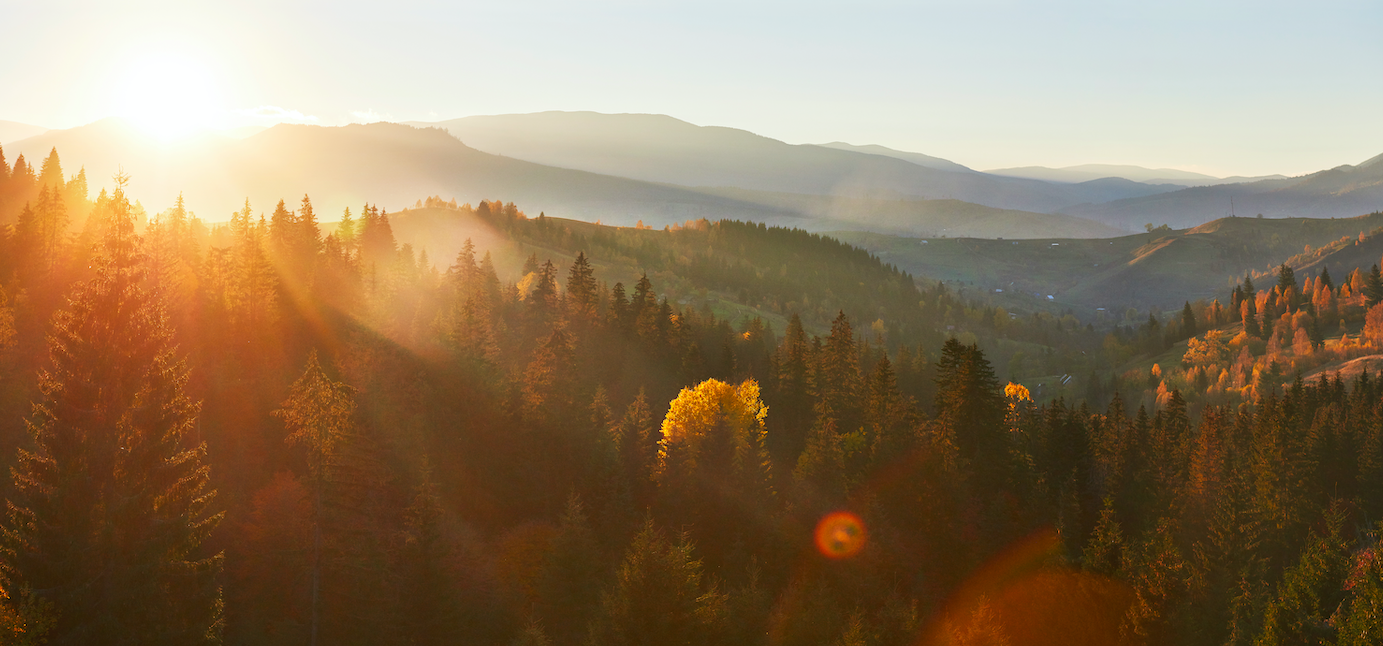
[4,0,1381,177]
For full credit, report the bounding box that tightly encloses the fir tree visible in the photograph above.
[398,462,463,646]
[565,252,598,318]
[535,495,602,646]
[1,172,224,645]
[588,520,726,646]
[1181,301,1197,339]
[1365,264,1383,309]
[1243,296,1262,338]
[36,148,63,191]
[274,351,357,646]
[933,338,1004,468]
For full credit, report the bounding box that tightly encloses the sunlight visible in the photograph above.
[115,52,223,141]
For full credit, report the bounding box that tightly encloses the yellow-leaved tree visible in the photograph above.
[658,379,771,491]
[655,379,773,561]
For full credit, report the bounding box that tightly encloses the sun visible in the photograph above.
[115,52,224,141]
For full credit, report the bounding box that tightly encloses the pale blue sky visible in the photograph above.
[3,0,1380,176]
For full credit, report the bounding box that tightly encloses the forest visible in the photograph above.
[0,148,1382,646]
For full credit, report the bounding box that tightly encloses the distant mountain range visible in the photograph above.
[2,118,1118,239]
[1063,154,1383,230]
[0,120,47,144]
[812,142,975,173]
[405,112,1187,214]
[7,111,1380,238]
[985,163,1286,187]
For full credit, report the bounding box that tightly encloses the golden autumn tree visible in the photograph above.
[656,379,773,562]
[657,378,772,497]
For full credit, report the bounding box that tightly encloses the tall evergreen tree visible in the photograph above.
[1,172,223,645]
[933,338,1004,468]
[565,252,598,318]
[1365,264,1383,309]
[1181,301,1197,339]
[274,351,357,646]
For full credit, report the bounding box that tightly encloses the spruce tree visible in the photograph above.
[588,520,726,646]
[933,338,1004,467]
[274,351,356,646]
[565,252,598,318]
[1,172,223,645]
[1366,264,1383,309]
[36,148,63,191]
[1242,296,1262,338]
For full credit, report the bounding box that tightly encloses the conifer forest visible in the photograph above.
[1,146,1383,646]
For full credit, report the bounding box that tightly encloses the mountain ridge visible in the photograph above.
[3,118,1118,239]
[406,111,1185,214]
[0,119,49,145]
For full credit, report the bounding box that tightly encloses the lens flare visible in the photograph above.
[814,511,866,559]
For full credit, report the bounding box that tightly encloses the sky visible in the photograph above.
[2,0,1381,177]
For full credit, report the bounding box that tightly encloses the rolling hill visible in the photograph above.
[983,163,1280,187]
[3,118,1116,239]
[0,119,47,144]
[1063,154,1383,230]
[407,111,1184,214]
[834,212,1383,311]
[813,141,974,173]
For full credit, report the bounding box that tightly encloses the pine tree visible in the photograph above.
[0,172,223,645]
[65,167,88,208]
[1365,264,1383,309]
[269,199,294,261]
[865,353,912,469]
[768,313,812,463]
[793,403,846,500]
[588,520,726,646]
[1181,301,1197,339]
[521,329,576,425]
[1275,264,1296,298]
[295,194,322,270]
[1242,296,1262,338]
[535,496,602,646]
[274,351,357,646]
[933,338,1004,469]
[565,252,598,319]
[608,282,631,331]
[398,462,463,646]
[817,311,863,434]
[1082,498,1123,575]
[1256,504,1352,646]
[613,390,659,509]
[335,208,357,256]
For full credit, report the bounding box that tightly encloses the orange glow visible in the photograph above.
[814,511,866,559]
[920,529,1133,646]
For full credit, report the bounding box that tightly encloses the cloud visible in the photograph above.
[348,109,393,124]
[239,105,320,124]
